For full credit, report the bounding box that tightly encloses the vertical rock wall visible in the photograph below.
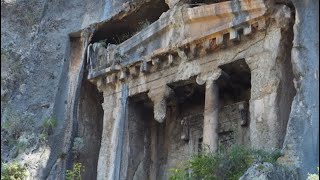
[1,0,155,179]
[281,0,319,178]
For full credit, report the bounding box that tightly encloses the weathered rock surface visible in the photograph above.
[1,0,318,179]
[279,0,319,179]
[1,0,155,179]
[239,162,297,180]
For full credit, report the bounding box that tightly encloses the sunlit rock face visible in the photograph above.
[1,0,318,179]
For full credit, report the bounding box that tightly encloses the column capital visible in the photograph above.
[147,85,175,123]
[196,69,222,85]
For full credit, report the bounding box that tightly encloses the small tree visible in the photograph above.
[65,163,85,180]
[1,161,27,180]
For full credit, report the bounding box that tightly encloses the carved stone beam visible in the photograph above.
[189,44,196,59]
[106,73,116,84]
[152,58,160,66]
[96,78,105,92]
[129,65,140,77]
[177,48,188,61]
[119,68,128,81]
[243,25,252,35]
[229,29,240,41]
[140,60,150,73]
[147,85,175,123]
[216,34,224,45]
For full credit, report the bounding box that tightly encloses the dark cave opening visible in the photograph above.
[91,0,169,45]
[217,59,251,149]
[218,59,251,106]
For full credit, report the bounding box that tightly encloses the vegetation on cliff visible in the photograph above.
[169,145,282,180]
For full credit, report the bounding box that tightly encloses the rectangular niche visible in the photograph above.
[217,58,252,150]
[125,93,166,180]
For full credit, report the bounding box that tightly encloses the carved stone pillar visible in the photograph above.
[203,80,219,152]
[96,84,128,180]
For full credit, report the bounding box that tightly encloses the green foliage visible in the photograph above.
[41,117,58,135]
[65,163,85,180]
[169,167,191,180]
[307,167,319,180]
[1,162,27,180]
[169,145,282,180]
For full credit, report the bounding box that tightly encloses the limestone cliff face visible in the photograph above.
[1,0,318,179]
[1,0,150,179]
[280,0,319,178]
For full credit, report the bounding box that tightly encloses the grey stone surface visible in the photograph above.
[239,162,297,180]
[1,0,318,179]
[280,0,319,179]
[1,0,149,179]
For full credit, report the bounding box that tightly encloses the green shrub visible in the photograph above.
[65,163,85,180]
[307,167,319,180]
[1,161,27,180]
[41,117,58,135]
[169,145,282,180]
[169,167,191,180]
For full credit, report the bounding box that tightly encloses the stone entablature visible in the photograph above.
[87,0,267,86]
[89,1,295,179]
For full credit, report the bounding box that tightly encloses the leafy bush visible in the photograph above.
[41,117,58,135]
[307,167,319,180]
[1,162,27,180]
[169,145,282,180]
[66,163,85,180]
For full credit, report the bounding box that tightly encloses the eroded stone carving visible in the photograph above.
[147,86,175,123]
[86,0,299,179]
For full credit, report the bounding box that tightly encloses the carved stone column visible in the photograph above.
[203,80,219,152]
[96,84,128,180]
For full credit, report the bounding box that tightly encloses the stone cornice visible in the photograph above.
[87,0,267,87]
